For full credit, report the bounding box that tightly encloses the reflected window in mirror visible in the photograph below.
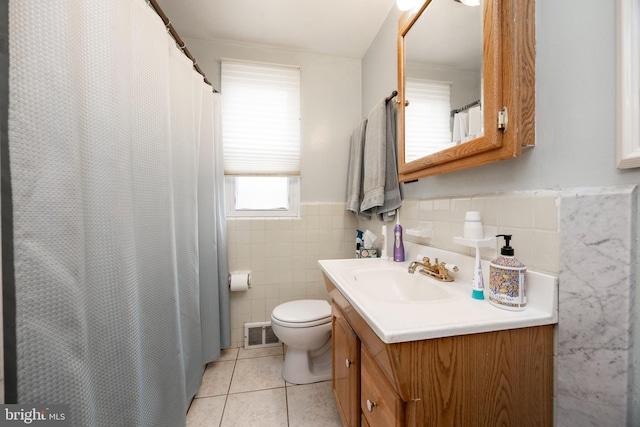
[404,78,451,161]
[402,0,483,164]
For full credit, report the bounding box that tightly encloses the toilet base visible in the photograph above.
[281,338,332,385]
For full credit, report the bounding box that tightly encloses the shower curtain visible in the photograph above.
[5,0,230,425]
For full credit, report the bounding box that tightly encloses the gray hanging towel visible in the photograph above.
[345,119,369,218]
[376,100,402,222]
[360,99,387,213]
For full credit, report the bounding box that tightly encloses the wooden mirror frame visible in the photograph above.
[397,0,535,182]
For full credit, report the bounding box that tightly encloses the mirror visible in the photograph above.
[397,0,536,181]
[403,0,483,162]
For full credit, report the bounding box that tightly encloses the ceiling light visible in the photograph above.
[397,0,420,11]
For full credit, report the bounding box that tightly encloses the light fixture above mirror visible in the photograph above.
[397,0,421,12]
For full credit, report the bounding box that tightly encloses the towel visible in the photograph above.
[376,100,402,222]
[345,119,369,218]
[468,105,482,138]
[452,111,468,144]
[360,99,387,213]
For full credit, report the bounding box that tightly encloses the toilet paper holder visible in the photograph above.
[228,271,252,291]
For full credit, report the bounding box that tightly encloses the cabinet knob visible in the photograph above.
[366,399,377,412]
[345,359,352,368]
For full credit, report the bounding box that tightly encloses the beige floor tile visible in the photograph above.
[221,388,288,427]
[229,355,285,394]
[218,348,239,362]
[186,395,226,427]
[238,345,283,359]
[195,360,235,398]
[286,381,342,427]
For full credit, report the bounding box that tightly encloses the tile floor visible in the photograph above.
[186,346,343,427]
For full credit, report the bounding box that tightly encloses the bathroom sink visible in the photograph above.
[319,251,558,343]
[342,267,454,303]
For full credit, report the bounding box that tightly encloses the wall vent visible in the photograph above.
[244,321,281,349]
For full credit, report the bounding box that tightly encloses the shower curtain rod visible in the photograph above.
[451,99,481,116]
[147,0,219,93]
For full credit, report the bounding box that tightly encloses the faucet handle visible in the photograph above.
[444,263,459,272]
[419,256,431,266]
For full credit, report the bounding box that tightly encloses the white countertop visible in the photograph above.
[319,244,558,344]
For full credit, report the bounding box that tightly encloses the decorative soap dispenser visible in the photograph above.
[489,234,526,311]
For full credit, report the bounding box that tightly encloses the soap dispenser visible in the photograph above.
[489,234,526,311]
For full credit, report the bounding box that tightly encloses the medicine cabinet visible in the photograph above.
[397,0,535,182]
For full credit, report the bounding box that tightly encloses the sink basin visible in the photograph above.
[319,253,558,343]
[342,267,454,303]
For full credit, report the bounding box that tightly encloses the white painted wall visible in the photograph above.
[184,39,362,203]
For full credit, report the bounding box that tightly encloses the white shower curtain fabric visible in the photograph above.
[7,0,229,426]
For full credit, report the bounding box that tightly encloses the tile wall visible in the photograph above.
[358,190,561,275]
[226,191,561,348]
[226,203,358,348]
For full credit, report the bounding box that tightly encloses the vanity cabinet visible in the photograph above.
[332,305,360,427]
[325,273,554,427]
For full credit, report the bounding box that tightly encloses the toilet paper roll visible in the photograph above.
[229,271,251,292]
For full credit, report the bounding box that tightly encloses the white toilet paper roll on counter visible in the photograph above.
[229,271,251,291]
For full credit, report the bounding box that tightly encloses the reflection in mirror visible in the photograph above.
[403,0,483,162]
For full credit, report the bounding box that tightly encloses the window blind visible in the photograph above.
[404,78,451,162]
[221,60,301,176]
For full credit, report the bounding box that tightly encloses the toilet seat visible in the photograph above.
[271,300,331,328]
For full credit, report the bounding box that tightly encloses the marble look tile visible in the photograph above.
[195,360,235,398]
[287,381,342,427]
[238,345,283,360]
[221,388,287,427]
[229,355,285,394]
[557,185,636,427]
[218,348,239,362]
[186,395,226,427]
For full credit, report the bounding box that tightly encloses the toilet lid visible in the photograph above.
[272,300,331,324]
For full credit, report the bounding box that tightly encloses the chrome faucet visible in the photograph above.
[408,257,458,282]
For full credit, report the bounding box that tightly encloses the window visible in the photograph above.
[224,176,300,217]
[221,60,301,217]
[404,78,451,161]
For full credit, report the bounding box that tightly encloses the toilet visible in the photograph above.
[270,299,332,384]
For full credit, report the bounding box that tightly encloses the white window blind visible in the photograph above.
[221,60,301,176]
[404,78,451,162]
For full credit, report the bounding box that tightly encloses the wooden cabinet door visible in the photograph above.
[332,305,360,427]
[360,346,405,427]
